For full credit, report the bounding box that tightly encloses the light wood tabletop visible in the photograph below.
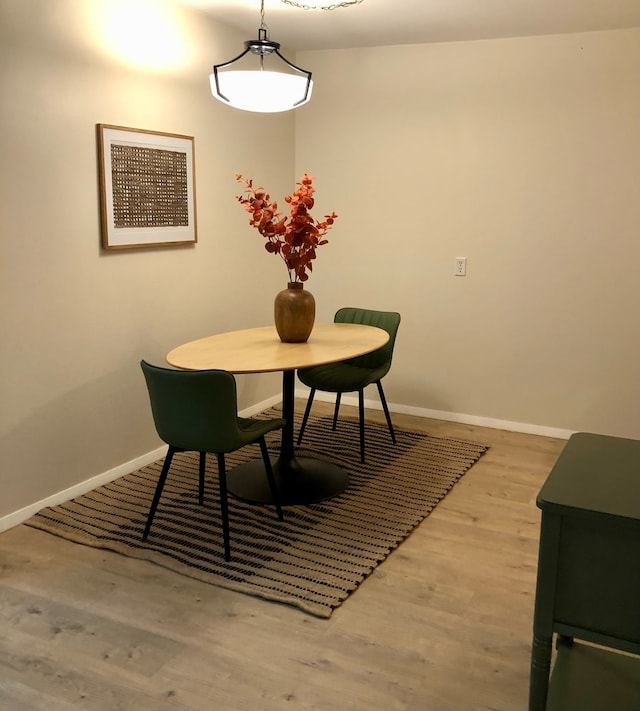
[166,322,389,374]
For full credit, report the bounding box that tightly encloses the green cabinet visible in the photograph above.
[528,433,640,711]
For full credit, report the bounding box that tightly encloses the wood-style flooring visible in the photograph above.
[0,402,566,711]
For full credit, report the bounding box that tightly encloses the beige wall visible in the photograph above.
[1,1,639,525]
[295,29,640,439]
[0,0,294,520]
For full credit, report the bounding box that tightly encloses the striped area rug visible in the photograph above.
[25,414,488,618]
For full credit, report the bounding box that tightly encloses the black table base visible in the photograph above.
[227,370,350,506]
[228,455,349,506]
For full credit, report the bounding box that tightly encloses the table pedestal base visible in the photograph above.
[228,455,349,506]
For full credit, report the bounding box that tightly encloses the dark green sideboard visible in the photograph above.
[528,432,640,711]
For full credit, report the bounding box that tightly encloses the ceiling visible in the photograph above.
[178,0,640,51]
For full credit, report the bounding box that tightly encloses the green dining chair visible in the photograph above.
[296,307,401,463]
[140,360,285,562]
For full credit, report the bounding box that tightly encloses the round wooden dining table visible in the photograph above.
[166,322,389,505]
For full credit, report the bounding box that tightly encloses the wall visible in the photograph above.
[2,4,639,527]
[295,29,640,439]
[0,0,295,522]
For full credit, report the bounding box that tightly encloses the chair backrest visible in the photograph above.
[334,307,401,373]
[140,360,242,453]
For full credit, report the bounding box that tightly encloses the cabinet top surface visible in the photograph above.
[537,432,640,521]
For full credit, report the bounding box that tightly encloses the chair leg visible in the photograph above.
[358,389,365,463]
[198,452,206,505]
[216,453,231,562]
[142,445,176,541]
[259,437,283,521]
[332,392,342,430]
[297,388,316,445]
[376,380,396,443]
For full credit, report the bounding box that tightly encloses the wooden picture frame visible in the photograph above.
[97,124,197,249]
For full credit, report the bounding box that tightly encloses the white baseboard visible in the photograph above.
[1,390,570,534]
[0,393,284,534]
[239,393,282,417]
[296,387,575,441]
[0,445,166,534]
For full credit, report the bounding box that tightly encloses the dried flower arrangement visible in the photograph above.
[235,173,338,282]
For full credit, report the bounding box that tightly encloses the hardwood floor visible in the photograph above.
[0,402,567,711]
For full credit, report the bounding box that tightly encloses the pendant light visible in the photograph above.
[210,0,313,113]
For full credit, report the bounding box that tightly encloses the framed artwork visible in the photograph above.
[97,124,197,249]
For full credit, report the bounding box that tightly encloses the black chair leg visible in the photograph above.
[358,389,365,463]
[216,453,231,562]
[332,392,342,430]
[297,388,316,445]
[142,445,175,541]
[198,452,206,505]
[376,380,396,444]
[259,437,283,521]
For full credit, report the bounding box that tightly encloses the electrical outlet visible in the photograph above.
[455,257,467,276]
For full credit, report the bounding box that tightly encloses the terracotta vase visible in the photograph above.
[274,282,316,343]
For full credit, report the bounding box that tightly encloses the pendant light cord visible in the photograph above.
[281,0,364,9]
[260,0,268,31]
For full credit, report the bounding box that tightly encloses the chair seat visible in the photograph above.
[298,362,389,393]
[237,416,286,443]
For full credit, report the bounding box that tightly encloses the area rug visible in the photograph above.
[25,413,488,618]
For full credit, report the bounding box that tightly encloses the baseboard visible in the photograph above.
[1,390,569,534]
[0,394,283,534]
[0,445,166,534]
[239,393,282,417]
[296,388,575,441]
